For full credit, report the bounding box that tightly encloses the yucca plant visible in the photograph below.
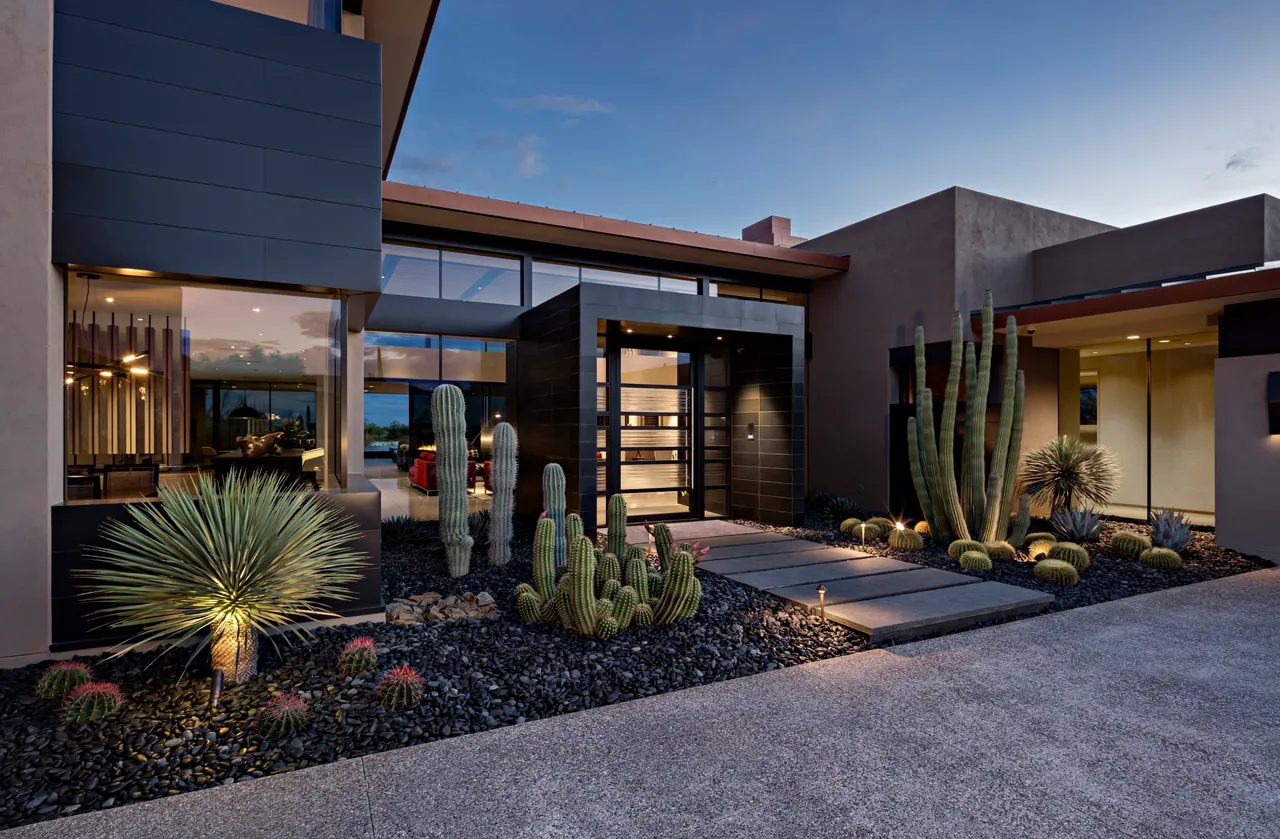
[381,515,425,549]
[1021,436,1122,512]
[80,471,367,684]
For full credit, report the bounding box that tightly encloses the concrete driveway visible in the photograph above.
[9,568,1278,839]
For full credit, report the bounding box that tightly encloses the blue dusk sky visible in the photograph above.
[389,0,1280,239]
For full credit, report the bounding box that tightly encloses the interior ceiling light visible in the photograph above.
[64,376,74,385]
[1158,339,1171,343]
[1126,335,1140,340]
[666,334,673,339]
[252,308,261,313]
[716,336,723,341]
[105,297,115,303]
[99,370,113,378]
[129,366,149,375]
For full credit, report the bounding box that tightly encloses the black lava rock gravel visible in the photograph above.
[0,519,863,830]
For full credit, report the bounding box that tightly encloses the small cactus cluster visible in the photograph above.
[517,499,703,638]
[377,665,425,710]
[1150,509,1193,553]
[1110,531,1151,559]
[888,526,924,551]
[1049,541,1091,572]
[35,661,93,700]
[947,539,986,560]
[959,551,992,571]
[337,636,378,677]
[1050,506,1105,542]
[1034,558,1079,586]
[1139,547,1182,569]
[983,541,1015,563]
[62,682,124,724]
[913,520,931,537]
[259,693,309,736]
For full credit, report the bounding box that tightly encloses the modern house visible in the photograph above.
[2,0,1277,663]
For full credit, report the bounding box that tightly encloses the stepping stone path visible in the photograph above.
[655,527,1053,643]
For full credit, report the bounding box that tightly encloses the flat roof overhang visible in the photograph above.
[382,182,850,280]
[973,265,1280,334]
[361,0,440,176]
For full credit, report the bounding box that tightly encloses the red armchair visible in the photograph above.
[409,451,477,493]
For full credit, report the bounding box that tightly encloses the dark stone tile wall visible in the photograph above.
[514,288,597,530]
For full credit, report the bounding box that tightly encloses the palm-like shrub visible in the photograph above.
[1021,436,1122,511]
[80,471,367,684]
[1050,507,1104,542]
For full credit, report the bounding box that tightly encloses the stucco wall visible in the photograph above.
[0,0,58,662]
[1214,353,1280,563]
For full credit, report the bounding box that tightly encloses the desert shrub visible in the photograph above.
[1021,436,1122,511]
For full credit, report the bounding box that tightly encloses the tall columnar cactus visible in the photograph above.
[488,422,517,566]
[543,463,567,566]
[1009,493,1032,547]
[624,545,651,603]
[646,521,674,569]
[653,550,700,623]
[565,513,584,565]
[907,291,1029,544]
[607,494,627,559]
[431,384,473,576]
[515,516,559,624]
[597,552,622,588]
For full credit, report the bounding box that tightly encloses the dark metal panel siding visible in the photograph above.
[366,296,525,338]
[52,0,381,292]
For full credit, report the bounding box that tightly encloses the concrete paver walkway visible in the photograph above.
[12,568,1278,839]
[695,530,1053,641]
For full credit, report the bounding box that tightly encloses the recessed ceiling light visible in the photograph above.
[1126,335,1140,340]
[137,317,144,322]
[1158,339,1170,343]
[105,297,115,303]
[625,328,633,333]
[99,370,112,378]
[716,336,723,341]
[1091,351,1098,355]
[666,334,673,339]
[1184,342,1190,345]
[252,308,261,313]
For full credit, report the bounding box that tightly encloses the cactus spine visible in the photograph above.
[910,292,1024,544]
[488,422,517,566]
[606,494,627,559]
[543,463,567,566]
[431,384,473,576]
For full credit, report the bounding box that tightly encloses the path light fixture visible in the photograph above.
[210,669,224,709]
[860,522,866,546]
[816,584,826,619]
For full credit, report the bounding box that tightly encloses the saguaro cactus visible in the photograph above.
[432,384,473,576]
[607,494,627,559]
[543,463,567,566]
[906,291,1029,544]
[488,422,517,566]
[514,516,558,624]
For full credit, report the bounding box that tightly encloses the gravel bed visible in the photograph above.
[0,520,864,830]
[732,514,1271,612]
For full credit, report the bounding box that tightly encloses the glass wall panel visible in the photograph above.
[582,267,659,291]
[708,282,760,300]
[1151,335,1217,524]
[441,250,521,304]
[364,333,440,380]
[660,276,698,294]
[442,338,507,382]
[381,243,440,297]
[65,274,341,497]
[533,261,580,306]
[620,349,690,386]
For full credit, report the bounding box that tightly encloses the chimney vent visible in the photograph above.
[741,216,806,247]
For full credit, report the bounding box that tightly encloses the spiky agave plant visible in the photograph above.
[79,471,367,684]
[1020,436,1122,512]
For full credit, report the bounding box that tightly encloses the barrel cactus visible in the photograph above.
[1026,539,1055,560]
[1139,547,1182,569]
[1025,532,1057,545]
[431,384,473,577]
[36,661,93,700]
[1110,531,1151,560]
[1150,509,1193,553]
[377,665,425,709]
[62,682,124,724]
[839,518,863,535]
[607,494,627,559]
[543,463,567,566]
[983,541,1015,562]
[259,693,309,737]
[913,520,931,537]
[1048,541,1091,572]
[1034,558,1079,585]
[865,516,895,533]
[888,526,924,551]
[947,539,987,560]
[488,422,517,566]
[958,551,992,571]
[337,636,378,676]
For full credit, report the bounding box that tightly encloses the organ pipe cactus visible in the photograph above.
[1009,493,1032,547]
[564,513,584,566]
[543,463,567,566]
[488,422,517,566]
[607,494,627,559]
[514,516,559,624]
[653,550,700,623]
[597,552,622,588]
[646,521,674,569]
[624,546,651,602]
[431,384,473,576]
[906,291,1029,544]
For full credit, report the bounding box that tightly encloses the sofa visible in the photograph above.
[408,451,477,493]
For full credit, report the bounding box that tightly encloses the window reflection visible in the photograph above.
[582,267,659,291]
[532,261,580,305]
[381,243,440,297]
[441,250,520,304]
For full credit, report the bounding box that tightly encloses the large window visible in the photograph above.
[64,274,342,499]
[381,243,520,305]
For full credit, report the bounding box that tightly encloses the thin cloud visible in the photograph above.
[396,152,462,176]
[515,135,547,178]
[497,94,613,115]
[1225,150,1260,171]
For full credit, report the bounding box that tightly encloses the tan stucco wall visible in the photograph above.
[1214,353,1280,563]
[0,0,59,662]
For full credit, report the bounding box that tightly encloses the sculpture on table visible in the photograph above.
[236,431,285,457]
